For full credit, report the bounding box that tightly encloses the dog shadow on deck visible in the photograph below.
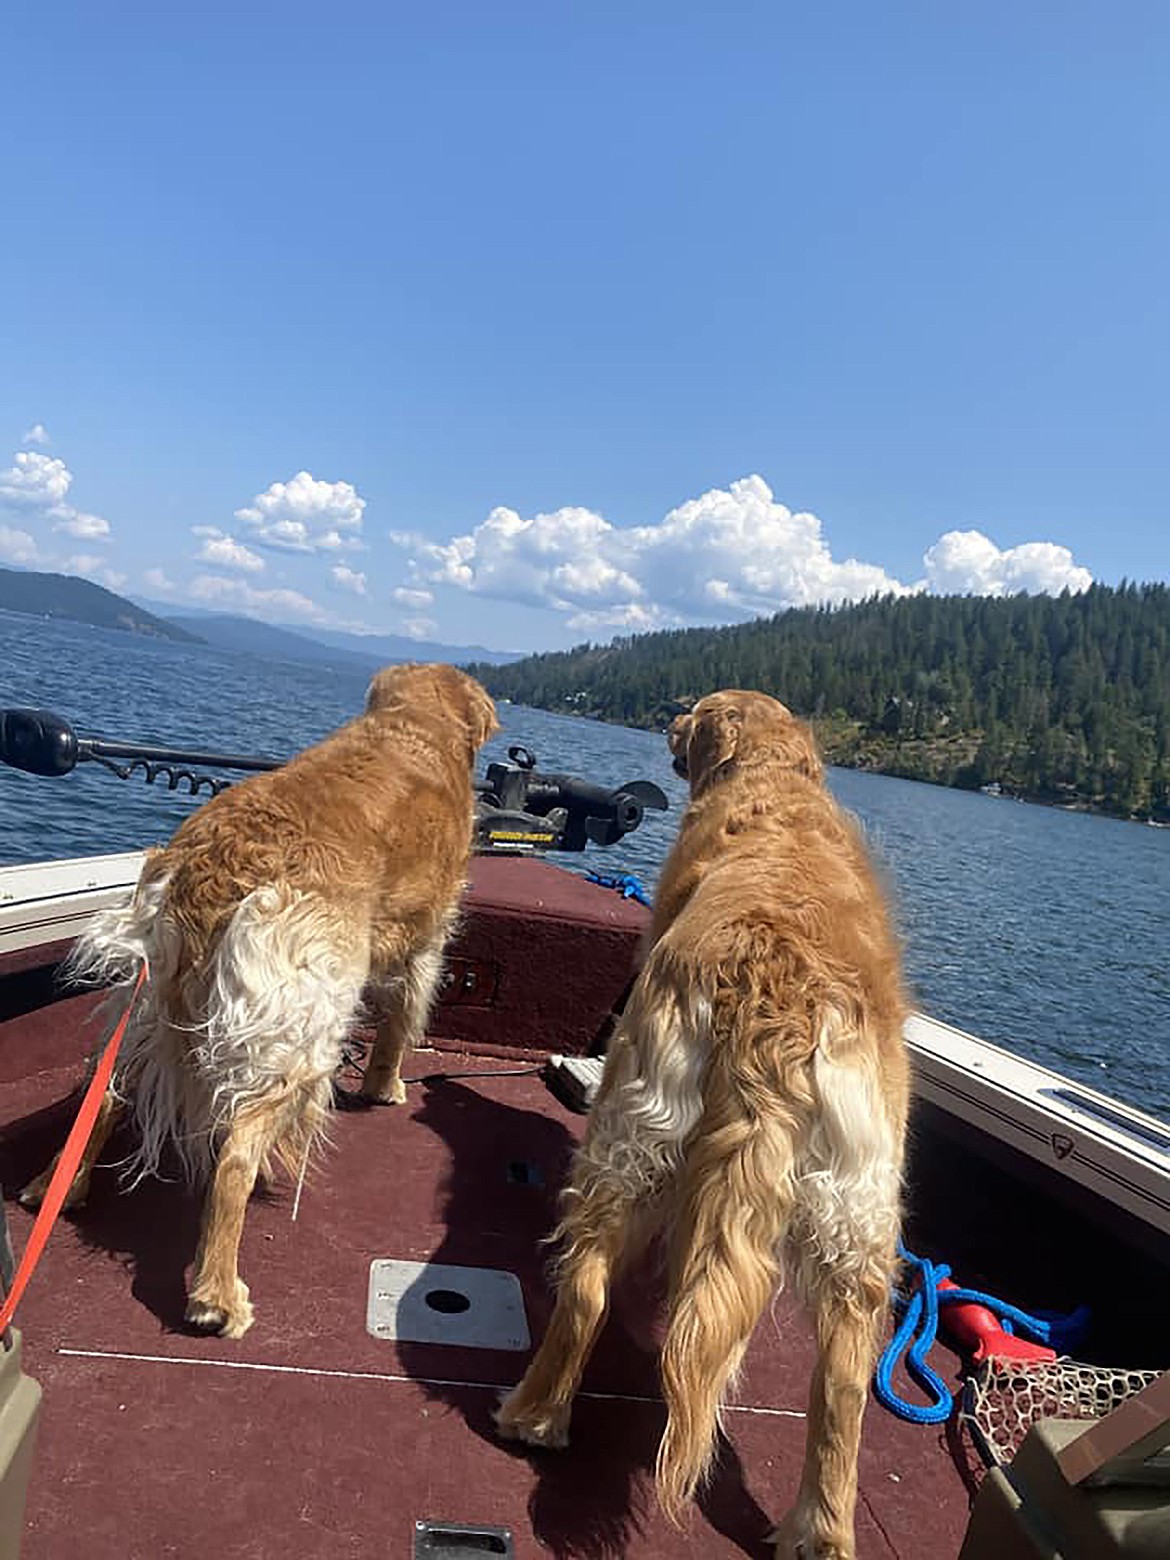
[395,1073,776,1560]
[0,1084,264,1335]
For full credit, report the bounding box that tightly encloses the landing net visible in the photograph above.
[962,1357,1161,1467]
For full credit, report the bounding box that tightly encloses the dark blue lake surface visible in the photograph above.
[3,609,1167,1121]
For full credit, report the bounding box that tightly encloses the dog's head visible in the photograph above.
[365,663,500,759]
[667,689,822,793]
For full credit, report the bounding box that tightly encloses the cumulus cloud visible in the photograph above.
[0,451,72,509]
[396,476,908,632]
[0,524,38,565]
[65,554,128,590]
[22,423,50,447]
[393,475,1093,633]
[330,563,367,595]
[236,471,366,553]
[401,616,437,640]
[192,527,265,573]
[142,567,177,595]
[52,509,111,540]
[0,447,114,547]
[391,585,434,609]
[922,530,1093,597]
[188,572,325,622]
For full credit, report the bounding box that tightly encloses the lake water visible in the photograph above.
[3,609,1168,1122]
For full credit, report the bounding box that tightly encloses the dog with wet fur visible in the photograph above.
[496,689,910,1560]
[21,662,498,1340]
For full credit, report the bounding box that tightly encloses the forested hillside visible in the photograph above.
[469,584,1170,820]
[0,567,198,642]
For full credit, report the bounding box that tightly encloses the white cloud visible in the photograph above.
[188,572,325,622]
[52,508,111,540]
[391,585,434,608]
[0,524,39,565]
[393,503,644,621]
[394,475,1093,632]
[330,563,367,595]
[923,531,1093,597]
[193,528,265,573]
[401,616,437,640]
[142,567,177,595]
[0,451,72,508]
[22,424,50,447]
[0,448,113,546]
[236,470,366,553]
[64,553,103,575]
[65,554,127,590]
[396,476,907,632]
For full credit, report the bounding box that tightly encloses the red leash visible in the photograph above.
[0,961,147,1335]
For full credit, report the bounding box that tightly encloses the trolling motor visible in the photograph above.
[476,744,668,852]
[0,707,668,856]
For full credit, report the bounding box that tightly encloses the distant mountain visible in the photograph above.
[0,567,201,643]
[301,626,521,667]
[161,612,380,669]
[143,604,522,670]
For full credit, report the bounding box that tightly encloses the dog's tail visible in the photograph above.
[119,882,367,1186]
[64,853,178,994]
[655,1082,799,1525]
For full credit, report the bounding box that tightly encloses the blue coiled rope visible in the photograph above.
[873,1242,1092,1425]
[584,870,652,907]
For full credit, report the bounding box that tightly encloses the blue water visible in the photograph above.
[2,609,1168,1122]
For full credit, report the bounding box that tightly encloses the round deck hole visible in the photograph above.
[424,1287,472,1315]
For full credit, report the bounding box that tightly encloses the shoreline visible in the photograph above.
[552,706,1170,829]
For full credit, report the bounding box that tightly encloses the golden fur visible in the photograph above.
[496,689,910,1560]
[21,662,498,1338]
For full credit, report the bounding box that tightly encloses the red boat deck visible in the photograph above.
[0,1025,972,1559]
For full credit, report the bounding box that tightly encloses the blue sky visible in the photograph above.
[2,3,1167,651]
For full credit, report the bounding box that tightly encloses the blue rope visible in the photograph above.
[584,870,651,907]
[873,1242,1091,1425]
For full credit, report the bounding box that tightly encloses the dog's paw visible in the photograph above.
[494,1390,571,1450]
[19,1169,89,1212]
[768,1510,854,1560]
[18,1174,49,1211]
[185,1280,254,1340]
[359,1077,408,1106]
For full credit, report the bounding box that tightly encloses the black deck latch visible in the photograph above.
[414,1519,513,1557]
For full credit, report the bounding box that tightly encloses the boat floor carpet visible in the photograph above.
[0,1044,973,1559]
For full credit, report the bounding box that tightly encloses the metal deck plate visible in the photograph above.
[367,1260,531,1350]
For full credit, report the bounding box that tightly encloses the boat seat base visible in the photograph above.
[959,1418,1170,1560]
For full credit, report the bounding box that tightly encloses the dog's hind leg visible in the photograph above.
[19,1085,125,1211]
[654,1093,797,1526]
[185,1096,284,1339]
[496,975,705,1450]
[771,1050,904,1560]
[360,935,447,1105]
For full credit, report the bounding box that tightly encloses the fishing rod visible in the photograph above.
[0,707,669,855]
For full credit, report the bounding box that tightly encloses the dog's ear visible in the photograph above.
[466,682,500,749]
[686,698,741,785]
[667,711,694,776]
[769,716,823,781]
[365,664,415,714]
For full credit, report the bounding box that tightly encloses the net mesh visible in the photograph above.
[963,1356,1161,1467]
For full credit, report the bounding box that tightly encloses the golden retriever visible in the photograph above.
[496,689,910,1560]
[21,662,498,1339]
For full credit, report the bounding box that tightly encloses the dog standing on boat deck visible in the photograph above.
[496,690,910,1560]
[20,662,498,1340]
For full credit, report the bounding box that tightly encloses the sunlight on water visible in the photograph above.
[2,610,1167,1122]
